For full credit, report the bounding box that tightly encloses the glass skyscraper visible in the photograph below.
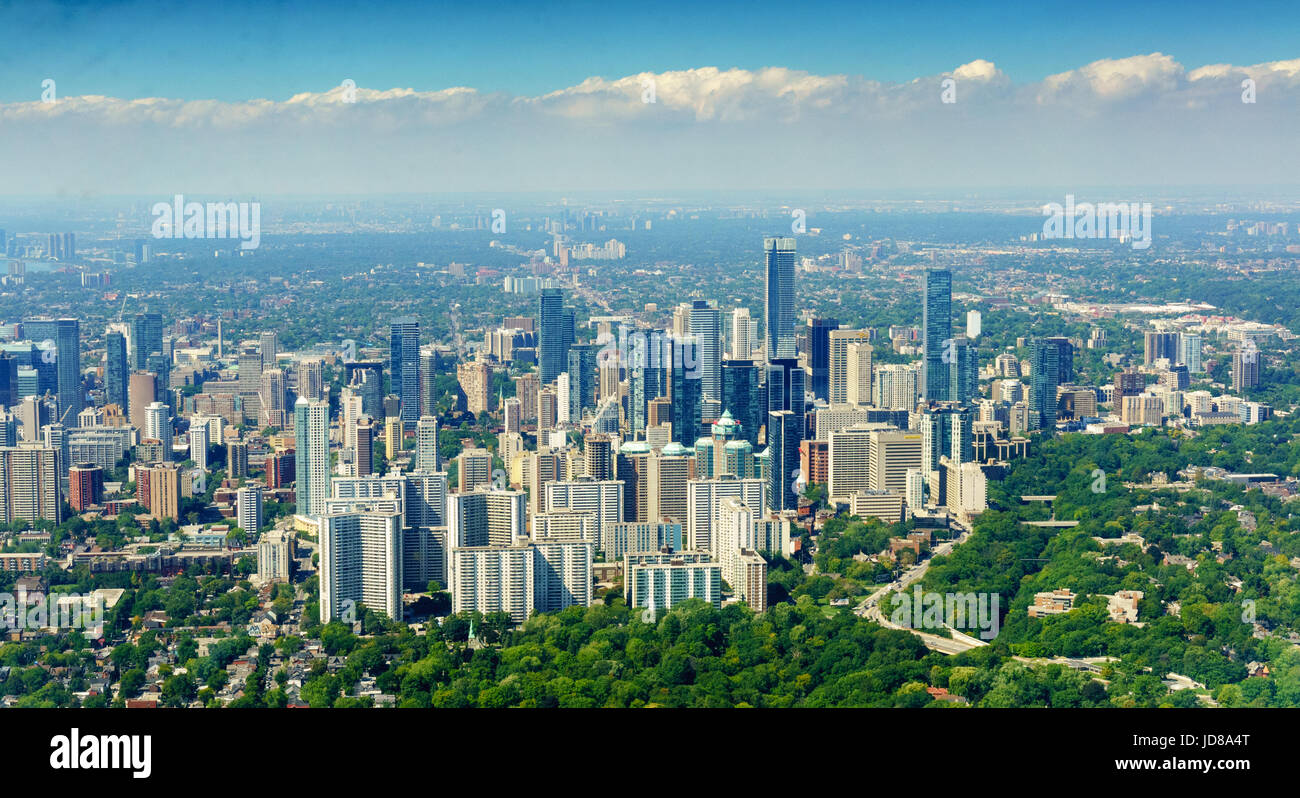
[721,358,762,448]
[689,300,723,401]
[922,268,953,402]
[131,312,163,371]
[764,237,796,361]
[767,409,802,513]
[105,330,127,410]
[670,337,701,445]
[808,318,837,401]
[566,342,598,422]
[538,287,573,384]
[1030,337,1072,432]
[389,317,421,428]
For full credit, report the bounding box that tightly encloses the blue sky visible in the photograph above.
[2,0,1297,101]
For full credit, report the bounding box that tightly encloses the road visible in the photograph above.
[854,528,983,655]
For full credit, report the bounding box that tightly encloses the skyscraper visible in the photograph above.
[294,398,331,518]
[105,330,128,410]
[670,337,701,445]
[948,335,979,404]
[131,312,163,371]
[721,359,762,448]
[689,300,723,400]
[807,318,838,401]
[318,507,403,623]
[389,317,421,428]
[829,329,872,405]
[764,237,796,361]
[566,343,598,422]
[538,288,574,383]
[923,268,953,402]
[1030,337,1071,432]
[767,409,802,513]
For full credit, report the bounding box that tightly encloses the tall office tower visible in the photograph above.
[355,417,375,477]
[0,351,15,409]
[1113,368,1144,403]
[128,371,157,431]
[922,267,953,402]
[144,401,173,460]
[318,507,403,623]
[538,287,574,383]
[670,337,702,445]
[136,462,184,521]
[764,236,797,361]
[259,331,279,371]
[189,420,210,471]
[1030,337,1072,432]
[297,357,324,401]
[68,462,103,512]
[544,479,624,547]
[456,358,493,415]
[807,318,838,400]
[583,433,614,481]
[449,540,593,624]
[389,317,421,428]
[731,307,754,359]
[294,398,331,518]
[688,301,723,400]
[415,416,439,471]
[237,348,264,394]
[868,428,924,494]
[538,386,558,432]
[513,372,539,421]
[105,330,128,410]
[687,475,766,554]
[1232,350,1261,391]
[237,484,264,533]
[131,312,163,370]
[259,368,289,428]
[767,409,802,513]
[1143,330,1180,366]
[765,358,806,424]
[226,440,249,478]
[0,447,61,524]
[828,329,871,405]
[721,359,762,448]
[566,343,598,422]
[948,335,979,404]
[1179,332,1203,373]
[48,318,82,426]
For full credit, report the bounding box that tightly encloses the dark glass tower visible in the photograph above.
[628,331,668,436]
[566,343,598,422]
[764,237,796,361]
[808,318,837,401]
[922,268,952,402]
[689,300,722,401]
[721,359,762,448]
[670,337,701,445]
[767,409,802,513]
[1030,337,1071,432]
[538,288,574,384]
[105,331,128,411]
[52,318,82,426]
[389,317,420,428]
[948,335,978,405]
[131,312,163,371]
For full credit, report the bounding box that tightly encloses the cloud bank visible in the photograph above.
[2,54,1297,194]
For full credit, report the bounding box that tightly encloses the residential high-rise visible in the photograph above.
[354,417,375,477]
[544,478,624,547]
[731,307,753,359]
[68,462,103,512]
[763,237,797,361]
[687,475,765,554]
[189,420,210,471]
[415,416,440,471]
[0,447,61,524]
[1232,350,1261,391]
[389,317,421,428]
[1029,337,1072,432]
[136,462,184,521]
[237,484,264,533]
[227,440,249,478]
[294,398,331,518]
[46,318,82,426]
[297,358,325,401]
[447,488,527,549]
[868,428,924,495]
[565,343,598,422]
[538,288,574,383]
[1179,332,1203,374]
[456,448,493,492]
[449,540,593,625]
[948,335,979,404]
[922,268,953,402]
[625,550,722,612]
[144,401,173,460]
[318,506,403,623]
[767,409,802,513]
[1144,330,1180,366]
[260,368,289,428]
[874,364,918,410]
